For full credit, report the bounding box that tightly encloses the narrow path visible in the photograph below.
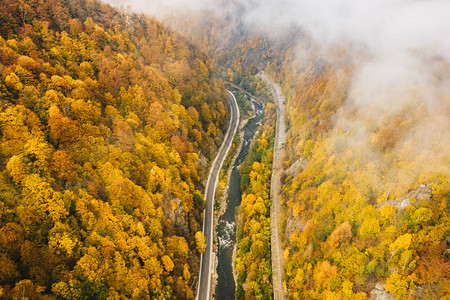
[257,72,287,300]
[196,91,239,300]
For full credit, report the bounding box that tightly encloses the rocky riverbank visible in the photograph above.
[212,95,264,299]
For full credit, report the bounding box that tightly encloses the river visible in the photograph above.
[215,95,264,300]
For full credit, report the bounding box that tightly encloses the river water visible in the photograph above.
[215,96,264,300]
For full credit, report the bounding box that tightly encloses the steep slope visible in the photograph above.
[161,8,450,299]
[0,0,228,298]
[163,5,295,88]
[271,49,450,299]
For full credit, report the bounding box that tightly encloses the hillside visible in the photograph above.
[0,0,228,298]
[272,47,450,299]
[1,1,449,299]
[162,7,450,299]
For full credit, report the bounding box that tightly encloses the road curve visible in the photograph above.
[196,90,239,300]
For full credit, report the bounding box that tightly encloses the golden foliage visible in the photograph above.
[0,0,229,298]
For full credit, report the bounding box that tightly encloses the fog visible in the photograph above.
[239,0,450,115]
[105,0,450,101]
[105,0,449,179]
[104,0,218,15]
[105,0,450,56]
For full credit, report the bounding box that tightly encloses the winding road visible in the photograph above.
[196,90,239,300]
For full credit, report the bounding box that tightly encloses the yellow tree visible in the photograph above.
[194,231,206,253]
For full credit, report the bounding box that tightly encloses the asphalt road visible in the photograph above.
[196,90,239,300]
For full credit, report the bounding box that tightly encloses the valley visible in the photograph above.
[0,0,449,299]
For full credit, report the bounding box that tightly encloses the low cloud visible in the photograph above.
[105,0,449,173]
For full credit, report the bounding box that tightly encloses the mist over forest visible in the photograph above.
[0,0,448,299]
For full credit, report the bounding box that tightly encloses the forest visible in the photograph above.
[271,49,450,299]
[166,5,449,299]
[0,0,448,299]
[0,0,228,298]
[235,101,276,300]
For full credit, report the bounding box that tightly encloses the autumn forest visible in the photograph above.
[0,0,449,299]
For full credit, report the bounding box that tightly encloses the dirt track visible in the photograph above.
[257,72,287,300]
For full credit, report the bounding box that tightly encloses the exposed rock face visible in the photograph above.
[285,158,308,177]
[377,184,432,210]
[370,283,395,300]
[285,217,305,241]
[167,198,189,237]
[197,151,209,184]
